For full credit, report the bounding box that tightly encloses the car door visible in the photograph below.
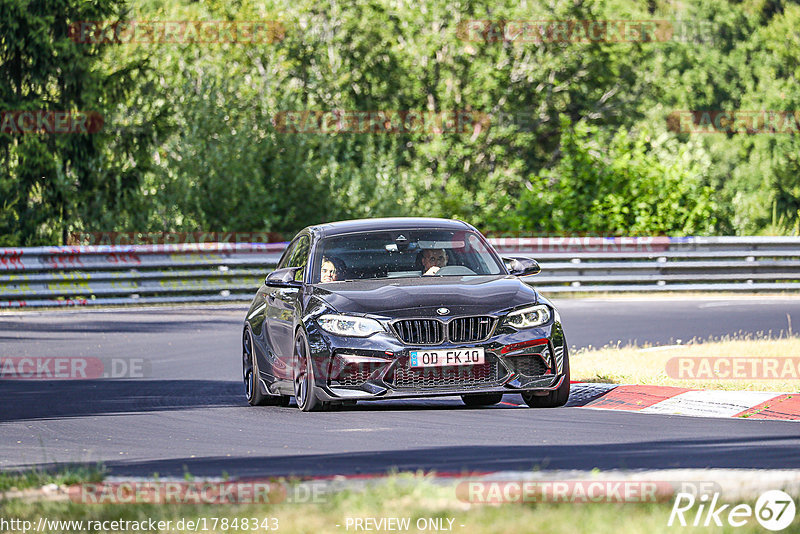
[256,238,298,381]
[266,234,310,380]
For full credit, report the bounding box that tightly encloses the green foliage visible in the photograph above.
[0,0,171,245]
[501,117,717,235]
[1,0,799,245]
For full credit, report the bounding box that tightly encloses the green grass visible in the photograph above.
[0,465,106,492]
[3,472,799,533]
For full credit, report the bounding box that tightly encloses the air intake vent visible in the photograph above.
[390,354,503,389]
[507,354,549,378]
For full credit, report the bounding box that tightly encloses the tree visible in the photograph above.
[0,0,170,245]
[504,117,717,236]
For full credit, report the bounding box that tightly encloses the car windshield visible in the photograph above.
[313,229,504,283]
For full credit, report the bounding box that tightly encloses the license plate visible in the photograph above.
[409,348,485,367]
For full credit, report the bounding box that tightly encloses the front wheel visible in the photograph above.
[461,393,503,407]
[522,345,570,408]
[293,330,322,412]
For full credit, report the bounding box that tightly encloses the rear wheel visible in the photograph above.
[293,330,321,412]
[522,345,570,408]
[243,328,289,407]
[461,393,503,407]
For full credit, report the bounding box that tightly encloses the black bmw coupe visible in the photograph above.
[242,218,570,411]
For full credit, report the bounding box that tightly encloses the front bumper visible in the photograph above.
[308,321,568,402]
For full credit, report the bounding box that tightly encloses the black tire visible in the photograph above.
[243,328,268,406]
[293,330,322,412]
[243,328,290,407]
[461,393,503,407]
[522,345,570,408]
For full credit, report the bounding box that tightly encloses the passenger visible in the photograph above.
[320,256,346,283]
[420,248,448,276]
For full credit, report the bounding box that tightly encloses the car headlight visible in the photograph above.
[503,304,551,329]
[317,314,385,337]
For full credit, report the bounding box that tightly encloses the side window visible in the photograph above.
[277,239,299,270]
[286,235,310,281]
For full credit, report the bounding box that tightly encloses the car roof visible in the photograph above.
[306,217,474,238]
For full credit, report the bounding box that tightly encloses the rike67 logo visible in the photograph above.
[669,490,796,531]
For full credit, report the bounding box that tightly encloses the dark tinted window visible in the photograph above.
[286,235,310,281]
[277,238,299,270]
[313,229,503,282]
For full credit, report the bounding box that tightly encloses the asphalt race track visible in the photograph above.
[1,296,799,478]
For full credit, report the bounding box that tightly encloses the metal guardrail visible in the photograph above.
[0,243,284,308]
[1,237,799,307]
[492,236,800,294]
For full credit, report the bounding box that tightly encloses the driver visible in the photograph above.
[320,256,345,283]
[421,248,448,276]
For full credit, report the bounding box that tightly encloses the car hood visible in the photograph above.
[312,275,539,317]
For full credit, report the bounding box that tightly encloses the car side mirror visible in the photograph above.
[265,267,303,287]
[503,256,541,276]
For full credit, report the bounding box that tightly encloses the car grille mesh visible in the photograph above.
[507,354,549,378]
[448,316,495,343]
[390,354,503,389]
[336,362,384,388]
[392,316,495,344]
[339,366,374,387]
[392,319,445,345]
